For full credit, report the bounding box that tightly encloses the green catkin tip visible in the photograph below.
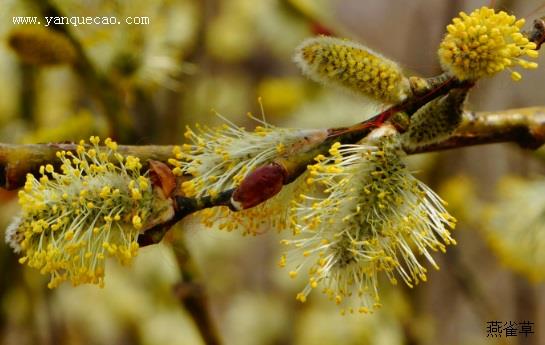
[401,88,468,150]
[8,27,77,66]
[390,112,410,132]
[294,36,410,104]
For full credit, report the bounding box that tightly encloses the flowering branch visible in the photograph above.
[5,5,545,315]
[3,106,545,250]
[4,11,544,191]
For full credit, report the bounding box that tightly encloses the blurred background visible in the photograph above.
[1,0,545,344]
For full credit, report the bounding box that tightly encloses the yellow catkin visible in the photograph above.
[6,137,173,288]
[283,127,456,312]
[438,6,539,81]
[8,27,77,66]
[170,113,327,200]
[294,36,410,103]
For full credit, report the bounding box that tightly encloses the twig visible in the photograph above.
[3,107,545,190]
[137,190,235,246]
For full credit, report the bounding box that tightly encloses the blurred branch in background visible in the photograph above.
[18,62,37,127]
[446,250,498,320]
[29,0,131,141]
[20,0,205,144]
[173,236,222,345]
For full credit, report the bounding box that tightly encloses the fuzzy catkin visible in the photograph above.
[294,36,410,104]
[7,137,173,288]
[283,126,456,313]
[401,88,468,150]
[438,6,538,81]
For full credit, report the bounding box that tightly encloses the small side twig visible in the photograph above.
[138,191,235,246]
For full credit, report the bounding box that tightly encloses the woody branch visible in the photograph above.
[2,107,545,191]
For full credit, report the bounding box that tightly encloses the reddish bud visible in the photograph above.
[149,160,176,197]
[311,22,334,36]
[232,163,287,210]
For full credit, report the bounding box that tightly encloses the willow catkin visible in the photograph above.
[294,36,410,104]
[438,6,538,81]
[401,88,468,150]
